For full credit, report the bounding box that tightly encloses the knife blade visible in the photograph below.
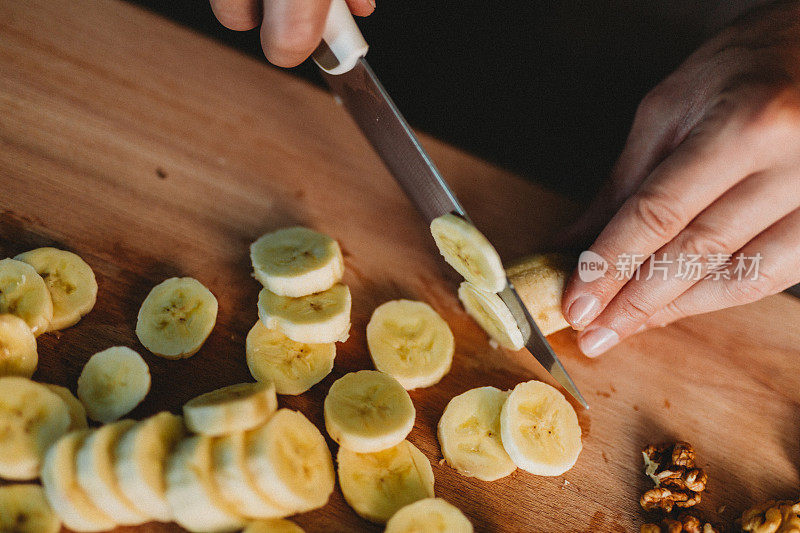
[313,0,587,408]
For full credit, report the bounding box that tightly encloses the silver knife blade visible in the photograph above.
[320,57,588,408]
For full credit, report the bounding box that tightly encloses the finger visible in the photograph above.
[209,0,261,31]
[575,170,800,356]
[645,207,800,328]
[261,0,332,67]
[344,0,375,17]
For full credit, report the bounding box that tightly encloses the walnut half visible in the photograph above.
[641,442,707,512]
[741,499,800,533]
[641,513,722,533]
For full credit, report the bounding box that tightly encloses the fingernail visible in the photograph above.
[368,0,376,8]
[579,327,619,358]
[566,295,601,328]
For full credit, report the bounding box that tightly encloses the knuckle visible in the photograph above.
[612,294,653,326]
[723,273,775,304]
[674,228,731,260]
[630,189,685,242]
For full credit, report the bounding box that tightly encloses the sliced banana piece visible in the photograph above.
[430,214,506,293]
[0,258,53,336]
[76,420,147,525]
[44,384,88,430]
[507,254,571,336]
[250,226,344,297]
[257,283,350,344]
[211,432,293,519]
[135,277,218,359]
[437,386,515,481]
[184,382,277,436]
[458,281,524,350]
[246,320,335,395]
[114,412,185,522]
[500,380,582,476]
[41,430,117,533]
[324,370,415,453]
[77,346,151,423]
[243,519,304,533]
[366,300,454,390]
[385,498,473,533]
[337,440,435,524]
[0,376,70,480]
[165,435,246,533]
[0,484,61,533]
[0,313,37,378]
[15,247,97,331]
[245,409,335,512]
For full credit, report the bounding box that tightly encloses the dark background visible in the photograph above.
[126,0,720,202]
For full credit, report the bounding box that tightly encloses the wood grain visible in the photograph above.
[1,0,799,531]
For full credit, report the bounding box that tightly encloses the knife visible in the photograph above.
[313,0,588,409]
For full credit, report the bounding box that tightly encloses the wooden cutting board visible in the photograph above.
[1,1,799,531]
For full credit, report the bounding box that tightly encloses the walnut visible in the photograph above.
[641,486,703,513]
[741,499,800,533]
[641,442,707,511]
[641,513,723,533]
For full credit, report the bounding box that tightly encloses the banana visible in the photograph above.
[337,440,435,524]
[245,409,335,512]
[77,346,151,423]
[0,258,53,336]
[243,519,304,533]
[437,386,515,481]
[506,254,571,336]
[366,300,454,390]
[0,377,70,480]
[499,380,582,476]
[250,226,344,297]
[41,430,117,532]
[257,283,351,344]
[245,320,335,395]
[75,420,147,525]
[15,247,97,331]
[135,277,218,359]
[114,412,185,522]
[43,384,88,430]
[324,370,415,453]
[183,382,278,436]
[210,432,293,519]
[385,498,473,533]
[430,214,506,293]
[0,484,61,533]
[0,314,37,378]
[457,281,524,350]
[165,435,246,533]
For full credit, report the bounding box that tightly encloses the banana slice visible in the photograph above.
[507,254,571,336]
[77,346,151,423]
[430,214,506,293]
[211,433,293,519]
[324,370,415,453]
[245,320,335,395]
[15,247,98,331]
[183,382,278,436]
[41,430,117,532]
[0,314,37,378]
[76,420,147,525]
[437,386,515,481]
[165,436,246,533]
[250,226,344,297]
[337,440,435,524]
[245,409,335,512]
[257,283,351,344]
[0,484,61,533]
[366,300,454,390]
[500,380,582,476]
[135,277,218,359]
[114,412,185,522]
[0,377,70,480]
[385,498,473,533]
[44,384,88,430]
[0,258,53,336]
[244,519,304,533]
[458,281,524,350]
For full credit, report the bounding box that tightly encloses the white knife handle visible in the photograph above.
[312,0,368,75]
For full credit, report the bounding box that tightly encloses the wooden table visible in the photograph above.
[1,1,799,530]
